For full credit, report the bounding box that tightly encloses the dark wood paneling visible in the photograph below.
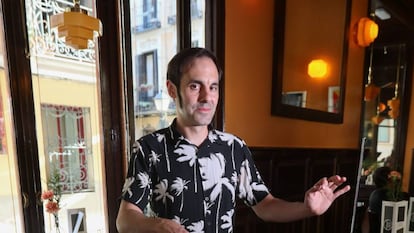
[96,1,126,232]
[235,147,360,233]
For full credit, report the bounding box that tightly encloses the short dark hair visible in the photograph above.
[166,47,222,89]
[373,166,391,188]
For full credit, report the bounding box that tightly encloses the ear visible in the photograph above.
[166,80,177,99]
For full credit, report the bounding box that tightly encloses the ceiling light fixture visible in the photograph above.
[50,0,103,50]
[354,17,379,47]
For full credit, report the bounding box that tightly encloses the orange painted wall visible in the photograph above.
[403,64,414,189]
[224,0,368,148]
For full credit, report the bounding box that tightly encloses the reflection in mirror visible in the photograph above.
[352,0,414,230]
[271,0,351,123]
[355,42,411,233]
[361,43,407,179]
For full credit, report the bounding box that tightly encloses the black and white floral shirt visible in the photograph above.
[121,119,269,233]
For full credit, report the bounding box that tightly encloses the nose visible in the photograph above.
[198,86,215,103]
[198,86,209,102]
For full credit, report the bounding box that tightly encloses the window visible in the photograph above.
[130,0,209,139]
[0,0,222,231]
[135,51,158,113]
[143,0,158,25]
[191,0,203,19]
[41,104,93,193]
[377,119,396,162]
[132,0,161,33]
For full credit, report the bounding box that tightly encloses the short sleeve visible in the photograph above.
[236,143,269,207]
[120,140,152,211]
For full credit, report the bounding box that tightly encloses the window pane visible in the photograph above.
[25,0,108,232]
[377,119,395,162]
[131,0,207,139]
[130,0,178,139]
[191,0,205,47]
[41,104,93,193]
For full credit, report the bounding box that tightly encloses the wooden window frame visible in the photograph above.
[97,0,225,232]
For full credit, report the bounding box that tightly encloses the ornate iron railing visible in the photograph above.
[26,0,97,63]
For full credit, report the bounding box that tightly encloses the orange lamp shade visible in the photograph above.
[355,17,379,47]
[387,97,400,110]
[387,98,400,119]
[308,59,328,78]
[371,115,385,125]
[378,102,387,112]
[364,83,380,101]
[388,110,399,119]
[51,11,103,49]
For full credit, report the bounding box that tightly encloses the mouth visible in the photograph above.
[197,107,211,113]
[196,104,213,113]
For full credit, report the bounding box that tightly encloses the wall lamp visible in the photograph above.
[354,17,379,47]
[50,0,102,50]
[308,59,328,78]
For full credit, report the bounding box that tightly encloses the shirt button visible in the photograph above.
[205,197,209,202]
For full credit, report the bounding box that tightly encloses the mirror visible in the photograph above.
[361,43,408,171]
[271,0,352,123]
[351,0,414,232]
[358,0,414,186]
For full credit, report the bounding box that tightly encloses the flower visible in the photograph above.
[42,170,62,212]
[386,170,403,201]
[42,169,62,232]
[45,200,60,214]
[41,190,54,200]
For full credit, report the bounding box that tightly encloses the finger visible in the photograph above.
[328,176,347,189]
[319,177,329,185]
[312,177,328,190]
[327,175,341,184]
[311,184,322,191]
[333,185,351,198]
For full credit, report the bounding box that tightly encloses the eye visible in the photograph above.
[189,83,201,91]
[210,85,219,92]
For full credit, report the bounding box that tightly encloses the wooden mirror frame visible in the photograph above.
[271,0,352,123]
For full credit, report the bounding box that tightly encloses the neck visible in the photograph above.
[176,122,208,146]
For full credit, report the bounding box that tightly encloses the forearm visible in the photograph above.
[116,204,151,233]
[252,176,350,222]
[252,194,314,222]
[116,200,188,233]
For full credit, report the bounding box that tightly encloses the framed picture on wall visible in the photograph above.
[281,91,307,107]
[328,86,340,113]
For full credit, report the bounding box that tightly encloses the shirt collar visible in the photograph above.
[167,118,215,145]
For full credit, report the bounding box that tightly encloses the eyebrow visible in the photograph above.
[187,79,219,87]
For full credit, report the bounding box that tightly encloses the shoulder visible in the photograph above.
[210,129,246,147]
[135,128,170,150]
[369,188,387,201]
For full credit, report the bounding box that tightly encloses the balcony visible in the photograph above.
[132,19,162,34]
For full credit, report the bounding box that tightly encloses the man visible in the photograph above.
[116,48,351,233]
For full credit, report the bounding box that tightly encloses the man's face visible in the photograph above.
[168,56,219,127]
